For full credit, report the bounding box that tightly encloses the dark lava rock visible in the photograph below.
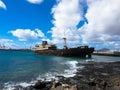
[23,61,120,90]
[54,81,62,88]
[33,80,52,90]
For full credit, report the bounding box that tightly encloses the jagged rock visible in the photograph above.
[23,61,120,90]
[33,80,52,90]
[50,80,77,90]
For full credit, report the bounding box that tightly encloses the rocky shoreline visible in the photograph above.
[15,61,120,90]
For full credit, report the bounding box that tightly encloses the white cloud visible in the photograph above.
[0,0,7,10]
[78,0,120,49]
[9,28,45,41]
[50,0,120,49]
[0,39,13,43]
[0,39,16,49]
[27,0,43,4]
[51,0,83,47]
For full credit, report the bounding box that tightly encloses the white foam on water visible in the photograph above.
[85,59,94,62]
[3,60,84,90]
[3,84,15,90]
[36,72,57,81]
[62,61,78,77]
[37,60,85,79]
[61,60,84,77]
[3,83,15,90]
[36,60,82,80]
[3,80,37,90]
[18,81,36,87]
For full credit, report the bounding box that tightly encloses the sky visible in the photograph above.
[0,0,120,50]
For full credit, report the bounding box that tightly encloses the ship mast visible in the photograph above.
[63,30,68,50]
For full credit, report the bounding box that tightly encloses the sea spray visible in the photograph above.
[2,60,84,90]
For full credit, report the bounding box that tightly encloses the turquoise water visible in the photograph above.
[0,50,81,89]
[0,50,120,89]
[0,50,74,82]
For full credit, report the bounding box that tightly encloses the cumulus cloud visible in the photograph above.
[50,0,120,49]
[0,39,16,49]
[9,28,45,41]
[27,0,43,4]
[0,0,7,10]
[51,0,82,47]
[78,0,120,49]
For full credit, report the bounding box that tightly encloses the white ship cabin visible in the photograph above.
[33,41,57,51]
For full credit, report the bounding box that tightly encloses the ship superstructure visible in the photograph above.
[32,41,56,51]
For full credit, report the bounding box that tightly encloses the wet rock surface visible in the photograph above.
[21,61,120,90]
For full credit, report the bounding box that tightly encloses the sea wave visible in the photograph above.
[2,60,84,90]
[62,60,79,77]
[3,81,36,90]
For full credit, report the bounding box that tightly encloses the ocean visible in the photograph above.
[0,50,120,90]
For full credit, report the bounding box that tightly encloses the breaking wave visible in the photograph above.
[2,60,84,90]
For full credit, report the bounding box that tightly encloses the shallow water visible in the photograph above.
[0,50,120,89]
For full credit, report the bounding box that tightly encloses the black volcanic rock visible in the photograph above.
[21,61,120,90]
[33,80,52,90]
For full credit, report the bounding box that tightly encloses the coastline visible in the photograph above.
[13,61,120,90]
[93,51,120,57]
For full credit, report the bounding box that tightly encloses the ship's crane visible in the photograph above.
[63,30,68,50]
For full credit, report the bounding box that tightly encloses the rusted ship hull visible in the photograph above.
[35,47,94,58]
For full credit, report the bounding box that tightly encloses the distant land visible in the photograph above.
[93,48,120,57]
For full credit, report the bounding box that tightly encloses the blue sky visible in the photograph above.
[0,0,120,50]
[0,0,54,31]
[0,0,55,48]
